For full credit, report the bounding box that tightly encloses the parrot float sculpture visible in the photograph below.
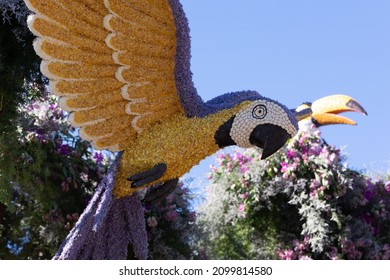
[24,0,366,259]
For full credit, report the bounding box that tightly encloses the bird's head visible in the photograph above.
[295,94,367,131]
[215,98,299,159]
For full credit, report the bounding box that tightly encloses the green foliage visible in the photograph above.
[0,93,111,259]
[145,180,197,260]
[196,130,390,259]
[0,2,41,132]
[0,2,198,260]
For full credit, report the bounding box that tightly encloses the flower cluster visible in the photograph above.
[0,90,113,259]
[197,130,390,260]
[144,180,197,260]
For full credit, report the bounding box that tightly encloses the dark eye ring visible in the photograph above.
[252,104,267,119]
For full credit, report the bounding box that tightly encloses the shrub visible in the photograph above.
[196,129,390,259]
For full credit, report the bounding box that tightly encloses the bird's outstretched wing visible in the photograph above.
[26,0,198,151]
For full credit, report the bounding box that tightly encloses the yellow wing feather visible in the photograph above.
[26,0,182,151]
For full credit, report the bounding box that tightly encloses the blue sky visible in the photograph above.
[179,0,390,182]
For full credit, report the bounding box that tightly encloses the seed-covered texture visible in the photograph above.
[115,103,250,198]
[54,153,148,260]
[230,100,298,148]
[25,0,182,151]
[25,0,299,260]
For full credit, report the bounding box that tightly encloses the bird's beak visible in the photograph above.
[249,124,291,159]
[310,95,367,127]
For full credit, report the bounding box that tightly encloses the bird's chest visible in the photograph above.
[113,114,221,198]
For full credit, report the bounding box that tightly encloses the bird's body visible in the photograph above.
[115,103,248,197]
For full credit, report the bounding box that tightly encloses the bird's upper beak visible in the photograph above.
[249,124,291,159]
[303,95,367,127]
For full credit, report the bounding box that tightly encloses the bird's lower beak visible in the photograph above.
[249,124,291,160]
[311,95,367,127]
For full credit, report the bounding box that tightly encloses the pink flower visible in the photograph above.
[276,249,295,260]
[80,172,88,183]
[309,143,322,156]
[286,149,298,159]
[385,181,390,193]
[239,204,245,212]
[329,153,338,164]
[240,193,249,199]
[293,240,305,253]
[147,216,158,228]
[310,179,321,190]
[281,162,288,172]
[226,161,233,172]
[298,133,308,147]
[240,166,249,173]
[49,103,58,110]
[240,179,249,187]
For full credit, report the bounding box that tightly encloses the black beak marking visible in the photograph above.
[249,124,291,160]
[346,100,368,116]
[294,107,312,122]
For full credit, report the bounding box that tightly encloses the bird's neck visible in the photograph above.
[214,116,236,147]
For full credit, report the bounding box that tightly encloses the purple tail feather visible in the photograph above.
[54,153,148,260]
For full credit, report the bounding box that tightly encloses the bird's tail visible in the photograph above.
[53,153,148,260]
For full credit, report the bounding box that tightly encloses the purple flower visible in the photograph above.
[93,152,104,164]
[165,210,179,222]
[58,144,71,155]
[326,247,339,260]
[364,180,376,201]
[49,103,58,110]
[341,239,363,259]
[286,149,298,159]
[165,193,174,204]
[381,244,390,259]
[35,133,47,143]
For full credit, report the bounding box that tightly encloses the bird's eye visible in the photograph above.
[252,104,267,119]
